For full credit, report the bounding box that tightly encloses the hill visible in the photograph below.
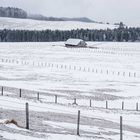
[28,14,96,23]
[0,17,118,31]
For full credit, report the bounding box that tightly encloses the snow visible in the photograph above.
[0,41,140,140]
[0,131,47,140]
[0,17,118,31]
[0,131,99,140]
[1,131,139,140]
[44,120,140,140]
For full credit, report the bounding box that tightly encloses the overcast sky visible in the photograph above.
[1,0,140,26]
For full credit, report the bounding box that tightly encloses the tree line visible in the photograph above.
[0,27,140,42]
[0,7,27,18]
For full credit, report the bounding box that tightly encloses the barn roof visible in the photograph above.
[65,38,84,46]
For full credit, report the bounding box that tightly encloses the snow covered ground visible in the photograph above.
[0,17,118,30]
[0,42,140,140]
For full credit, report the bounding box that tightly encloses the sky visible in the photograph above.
[1,0,140,26]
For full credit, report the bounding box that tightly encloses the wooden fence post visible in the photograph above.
[19,89,22,98]
[55,95,57,103]
[37,92,39,100]
[122,102,124,110]
[96,69,98,73]
[120,116,123,140]
[100,69,103,73]
[136,103,139,111]
[73,98,77,105]
[26,103,29,129]
[106,101,108,109]
[90,99,92,107]
[77,110,80,136]
[107,70,108,74]
[1,86,3,96]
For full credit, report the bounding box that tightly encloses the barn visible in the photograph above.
[65,38,87,47]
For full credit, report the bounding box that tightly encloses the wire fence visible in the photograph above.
[0,85,140,112]
[0,85,140,139]
[0,99,140,139]
[0,58,138,78]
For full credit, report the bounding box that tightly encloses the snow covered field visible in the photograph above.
[0,42,140,140]
[0,17,118,30]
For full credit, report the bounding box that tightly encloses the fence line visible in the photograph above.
[0,98,139,123]
[61,47,140,57]
[0,100,139,139]
[0,58,138,78]
[0,86,139,112]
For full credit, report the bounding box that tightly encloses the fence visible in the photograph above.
[0,85,140,139]
[0,86,139,112]
[0,100,139,139]
[0,58,138,78]
[62,47,140,57]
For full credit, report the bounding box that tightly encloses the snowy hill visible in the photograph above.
[0,17,118,31]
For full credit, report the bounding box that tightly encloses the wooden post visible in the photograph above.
[120,116,123,140]
[19,89,22,98]
[106,101,108,109]
[107,70,108,74]
[77,110,80,136]
[55,95,57,103]
[26,103,29,129]
[100,69,103,73]
[90,99,92,107]
[122,102,124,110]
[73,98,77,105]
[136,103,139,111]
[1,86,3,96]
[96,69,98,73]
[37,92,39,101]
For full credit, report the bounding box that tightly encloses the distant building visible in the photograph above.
[65,38,87,47]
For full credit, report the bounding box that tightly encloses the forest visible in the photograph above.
[0,7,27,18]
[0,27,140,42]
